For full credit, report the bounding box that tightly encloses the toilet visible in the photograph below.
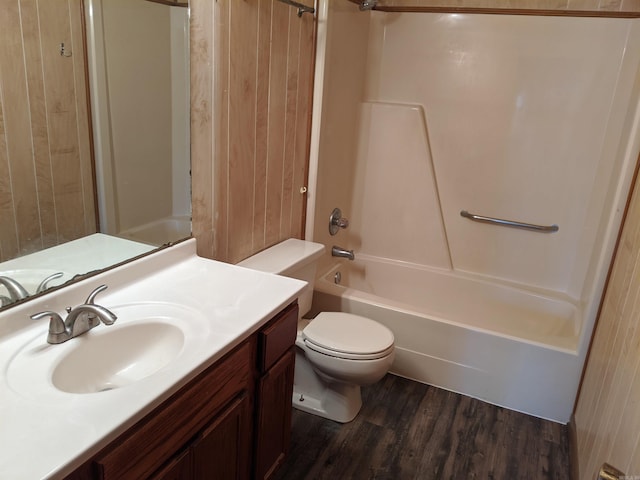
[238,238,395,423]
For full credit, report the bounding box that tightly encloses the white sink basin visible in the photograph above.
[5,302,225,399]
[52,322,184,394]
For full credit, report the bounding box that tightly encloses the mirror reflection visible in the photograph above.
[0,0,191,309]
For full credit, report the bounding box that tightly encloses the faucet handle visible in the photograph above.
[31,311,66,335]
[85,284,108,305]
[329,208,350,235]
[36,272,64,294]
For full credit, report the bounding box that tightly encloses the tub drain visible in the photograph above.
[334,271,342,284]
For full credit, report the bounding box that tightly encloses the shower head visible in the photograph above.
[359,0,378,11]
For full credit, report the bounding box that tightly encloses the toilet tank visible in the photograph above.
[237,239,325,317]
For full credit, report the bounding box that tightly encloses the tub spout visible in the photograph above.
[332,246,355,261]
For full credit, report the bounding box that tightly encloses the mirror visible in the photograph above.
[0,0,191,309]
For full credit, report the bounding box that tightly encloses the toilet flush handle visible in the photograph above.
[329,208,349,236]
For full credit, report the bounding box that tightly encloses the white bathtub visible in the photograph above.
[311,255,583,423]
[118,215,191,246]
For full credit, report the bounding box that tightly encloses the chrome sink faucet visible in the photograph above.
[0,276,29,303]
[332,246,355,261]
[30,285,117,344]
[0,272,65,306]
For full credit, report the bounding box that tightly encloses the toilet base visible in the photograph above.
[292,382,362,423]
[292,346,363,423]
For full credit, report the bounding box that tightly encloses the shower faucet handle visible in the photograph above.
[329,208,349,236]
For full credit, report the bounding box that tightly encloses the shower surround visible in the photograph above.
[307,2,640,422]
[86,0,191,246]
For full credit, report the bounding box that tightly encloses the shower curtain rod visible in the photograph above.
[277,0,315,17]
[345,0,640,18]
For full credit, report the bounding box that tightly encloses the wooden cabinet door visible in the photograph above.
[254,348,295,480]
[94,342,253,480]
[150,449,192,480]
[192,393,253,480]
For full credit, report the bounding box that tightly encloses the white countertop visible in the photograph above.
[0,239,305,479]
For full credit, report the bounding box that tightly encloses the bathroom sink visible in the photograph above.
[5,302,227,399]
[51,322,184,393]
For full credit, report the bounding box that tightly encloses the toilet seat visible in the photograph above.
[303,340,394,360]
[302,312,394,360]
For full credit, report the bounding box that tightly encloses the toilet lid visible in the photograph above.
[302,312,394,356]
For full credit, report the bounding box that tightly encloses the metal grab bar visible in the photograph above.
[460,210,559,233]
[276,0,315,17]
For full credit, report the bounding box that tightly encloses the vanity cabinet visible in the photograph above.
[64,302,298,480]
[76,339,255,480]
[254,303,297,480]
[151,392,253,480]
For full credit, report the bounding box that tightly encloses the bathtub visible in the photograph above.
[117,215,191,246]
[311,254,583,423]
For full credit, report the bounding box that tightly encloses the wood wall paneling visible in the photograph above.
[20,0,57,252]
[0,0,96,262]
[280,7,301,243]
[39,0,88,244]
[214,0,230,262]
[0,1,41,258]
[264,2,289,250]
[575,165,640,477]
[253,0,272,255]
[0,76,18,261]
[228,0,259,264]
[191,0,316,264]
[190,0,215,260]
[291,11,315,240]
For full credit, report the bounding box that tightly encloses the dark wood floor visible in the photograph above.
[273,374,570,480]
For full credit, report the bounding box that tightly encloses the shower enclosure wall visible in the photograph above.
[85,0,191,246]
[307,1,640,422]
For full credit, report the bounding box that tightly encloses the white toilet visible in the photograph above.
[238,238,394,423]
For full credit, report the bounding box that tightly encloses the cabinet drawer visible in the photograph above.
[258,302,298,373]
[94,340,254,480]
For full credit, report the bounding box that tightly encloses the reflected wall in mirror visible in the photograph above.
[89,0,191,244]
[0,0,191,309]
[0,1,96,263]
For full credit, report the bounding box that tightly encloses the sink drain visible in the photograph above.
[97,382,118,392]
